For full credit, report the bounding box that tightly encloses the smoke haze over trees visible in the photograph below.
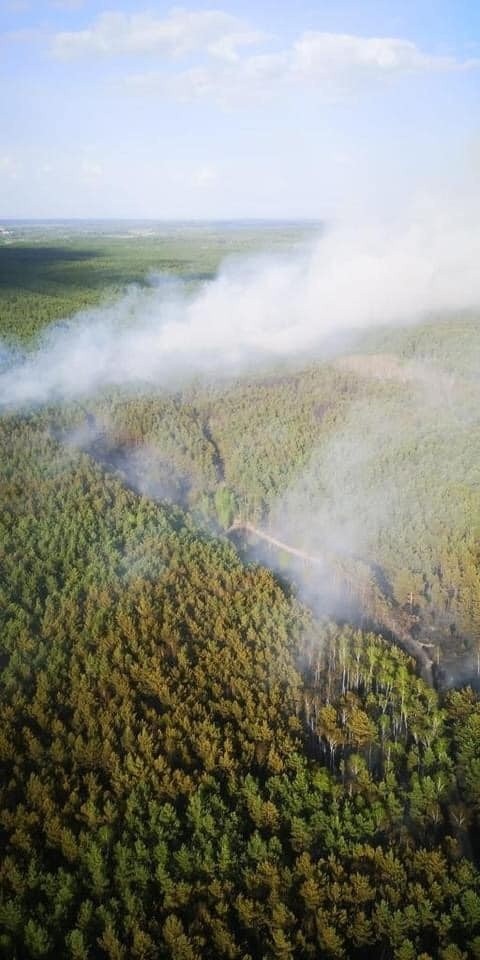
[2,219,480,959]
[2,197,480,409]
[3,0,480,954]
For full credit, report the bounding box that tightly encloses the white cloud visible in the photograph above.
[124,28,478,106]
[126,53,288,105]
[291,32,460,77]
[49,8,479,107]
[52,8,262,62]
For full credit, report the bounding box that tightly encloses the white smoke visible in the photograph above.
[1,198,480,408]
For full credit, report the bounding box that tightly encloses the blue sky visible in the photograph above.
[0,0,479,218]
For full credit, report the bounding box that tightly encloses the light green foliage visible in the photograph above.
[214,486,237,528]
[2,418,480,958]
[2,226,480,958]
[0,222,312,344]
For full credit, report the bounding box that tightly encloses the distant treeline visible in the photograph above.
[0,225,312,343]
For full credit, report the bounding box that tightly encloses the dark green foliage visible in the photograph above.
[2,227,480,957]
[0,223,312,344]
[3,225,479,662]
[2,417,480,958]
[70,333,480,666]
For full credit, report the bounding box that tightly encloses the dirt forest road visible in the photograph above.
[228,520,329,566]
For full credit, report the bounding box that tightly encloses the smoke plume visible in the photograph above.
[1,198,480,409]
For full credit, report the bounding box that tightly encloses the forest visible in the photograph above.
[1,224,480,959]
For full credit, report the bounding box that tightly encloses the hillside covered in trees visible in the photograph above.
[3,415,480,959]
[1,226,480,958]
[52,315,480,677]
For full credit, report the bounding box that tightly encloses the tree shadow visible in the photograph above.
[0,246,101,292]
[0,245,217,296]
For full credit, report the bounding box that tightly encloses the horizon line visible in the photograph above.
[0,216,323,224]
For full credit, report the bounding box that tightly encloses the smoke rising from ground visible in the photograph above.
[1,199,480,409]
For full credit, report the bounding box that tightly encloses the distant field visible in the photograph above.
[0,220,318,343]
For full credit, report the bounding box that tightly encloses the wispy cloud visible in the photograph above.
[291,32,468,76]
[50,6,479,103]
[52,9,263,62]
[131,51,290,106]
[120,22,479,106]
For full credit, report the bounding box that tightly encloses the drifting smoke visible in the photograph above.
[64,415,193,505]
[1,198,480,408]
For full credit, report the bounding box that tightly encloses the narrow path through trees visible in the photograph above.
[228,521,329,565]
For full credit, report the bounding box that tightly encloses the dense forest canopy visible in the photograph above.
[1,224,480,959]
[0,222,314,344]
